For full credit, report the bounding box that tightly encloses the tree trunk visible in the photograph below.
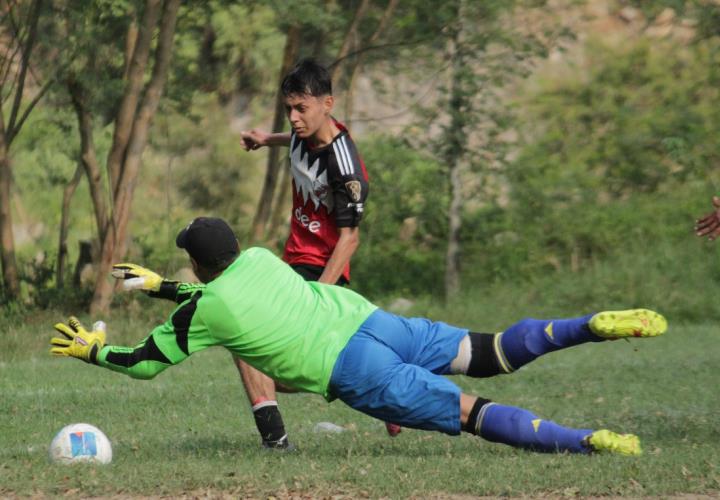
[268,158,292,241]
[90,0,180,314]
[56,163,83,287]
[0,107,20,299]
[106,0,162,199]
[6,0,42,143]
[445,157,462,300]
[123,19,139,81]
[0,0,43,300]
[250,25,300,243]
[444,1,466,301]
[68,79,108,242]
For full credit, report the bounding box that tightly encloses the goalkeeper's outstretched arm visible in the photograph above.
[112,263,205,303]
[52,294,216,380]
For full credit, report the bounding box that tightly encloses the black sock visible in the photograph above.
[462,397,492,434]
[252,401,287,443]
[467,333,503,378]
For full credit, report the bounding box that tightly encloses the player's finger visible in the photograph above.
[68,316,83,333]
[53,322,76,340]
[122,277,147,291]
[50,347,69,356]
[697,225,716,237]
[112,264,138,279]
[696,212,716,225]
[698,224,720,238]
[697,218,720,233]
[713,196,720,208]
[50,337,72,348]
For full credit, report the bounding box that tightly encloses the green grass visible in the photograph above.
[1,302,719,497]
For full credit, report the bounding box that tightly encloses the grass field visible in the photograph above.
[1,298,719,498]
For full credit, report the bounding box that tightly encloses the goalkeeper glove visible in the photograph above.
[51,317,106,364]
[112,263,164,292]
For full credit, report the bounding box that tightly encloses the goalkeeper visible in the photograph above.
[51,217,667,455]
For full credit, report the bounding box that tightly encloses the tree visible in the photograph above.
[442,0,468,300]
[400,0,556,299]
[47,0,181,312]
[249,25,300,243]
[90,0,181,314]
[0,0,53,300]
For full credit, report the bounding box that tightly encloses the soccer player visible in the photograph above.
[236,59,379,447]
[695,196,720,241]
[51,217,667,456]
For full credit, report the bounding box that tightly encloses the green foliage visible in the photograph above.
[171,2,284,102]
[152,95,255,225]
[352,137,448,296]
[510,38,718,201]
[462,38,720,288]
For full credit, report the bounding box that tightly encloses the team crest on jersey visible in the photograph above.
[345,180,362,202]
[313,182,330,200]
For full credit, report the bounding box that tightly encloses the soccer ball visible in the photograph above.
[49,423,112,464]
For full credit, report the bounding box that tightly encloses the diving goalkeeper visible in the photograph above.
[51,217,667,455]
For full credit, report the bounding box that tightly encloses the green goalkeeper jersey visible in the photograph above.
[97,247,377,398]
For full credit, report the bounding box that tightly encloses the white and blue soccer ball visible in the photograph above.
[49,423,112,464]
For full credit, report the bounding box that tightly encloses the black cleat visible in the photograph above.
[261,435,297,452]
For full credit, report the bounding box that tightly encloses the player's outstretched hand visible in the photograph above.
[112,263,163,292]
[695,196,720,241]
[240,129,269,151]
[51,317,106,364]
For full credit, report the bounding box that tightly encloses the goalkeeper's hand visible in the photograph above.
[51,317,106,364]
[112,263,164,292]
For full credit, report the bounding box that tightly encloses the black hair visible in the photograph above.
[281,58,332,97]
[205,253,238,275]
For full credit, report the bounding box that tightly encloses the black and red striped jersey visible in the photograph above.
[282,121,369,281]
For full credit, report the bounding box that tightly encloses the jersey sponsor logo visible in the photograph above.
[345,180,362,202]
[294,207,322,233]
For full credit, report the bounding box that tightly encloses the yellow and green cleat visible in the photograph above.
[586,429,642,456]
[589,309,667,340]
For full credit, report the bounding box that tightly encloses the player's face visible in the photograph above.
[284,93,333,139]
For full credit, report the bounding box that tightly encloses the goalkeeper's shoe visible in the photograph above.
[262,435,296,452]
[589,309,667,339]
[585,429,642,456]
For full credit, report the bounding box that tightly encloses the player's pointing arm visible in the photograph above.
[240,129,291,151]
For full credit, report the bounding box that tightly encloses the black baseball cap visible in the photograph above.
[175,217,239,268]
